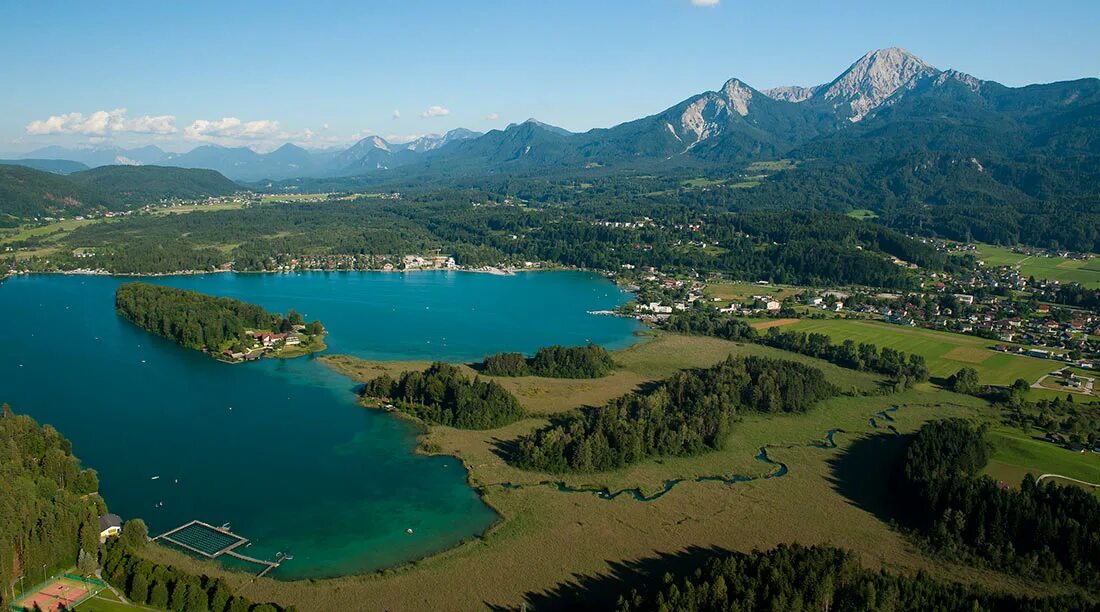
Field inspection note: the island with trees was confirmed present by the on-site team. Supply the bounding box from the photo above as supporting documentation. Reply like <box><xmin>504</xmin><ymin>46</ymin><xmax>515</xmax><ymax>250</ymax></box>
<box><xmin>114</xmin><ymin>282</ymin><xmax>326</xmax><ymax>362</ymax></box>
<box><xmin>480</xmin><ymin>343</ymin><xmax>616</xmax><ymax>378</ymax></box>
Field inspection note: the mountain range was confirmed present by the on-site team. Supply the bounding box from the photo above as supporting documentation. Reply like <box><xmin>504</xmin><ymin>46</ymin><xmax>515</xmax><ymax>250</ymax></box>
<box><xmin>10</xmin><ymin>48</ymin><xmax>1100</xmax><ymax>183</ymax></box>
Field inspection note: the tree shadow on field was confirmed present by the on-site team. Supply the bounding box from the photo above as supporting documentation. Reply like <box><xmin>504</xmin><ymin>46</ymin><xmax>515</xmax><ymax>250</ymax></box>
<box><xmin>825</xmin><ymin>432</ymin><xmax>910</xmax><ymax>524</ymax></box>
<box><xmin>490</xmin><ymin>436</ymin><xmax>523</xmax><ymax>463</ymax></box>
<box><xmin>485</xmin><ymin>545</ymin><xmax>729</xmax><ymax>611</ymax></box>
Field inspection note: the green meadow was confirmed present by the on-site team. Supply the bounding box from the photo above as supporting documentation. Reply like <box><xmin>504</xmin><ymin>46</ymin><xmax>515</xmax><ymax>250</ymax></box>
<box><xmin>975</xmin><ymin>244</ymin><xmax>1100</xmax><ymax>288</ymax></box>
<box><xmin>787</xmin><ymin>318</ymin><xmax>1057</xmax><ymax>386</ymax></box>
<box><xmin>984</xmin><ymin>426</ymin><xmax>1100</xmax><ymax>500</ymax></box>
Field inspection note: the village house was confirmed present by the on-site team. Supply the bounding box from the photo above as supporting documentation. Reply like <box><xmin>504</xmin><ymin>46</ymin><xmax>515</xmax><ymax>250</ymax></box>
<box><xmin>99</xmin><ymin>513</ymin><xmax>122</xmax><ymax>543</ymax></box>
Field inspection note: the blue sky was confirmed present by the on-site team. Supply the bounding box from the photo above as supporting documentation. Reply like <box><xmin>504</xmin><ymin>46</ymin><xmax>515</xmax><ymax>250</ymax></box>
<box><xmin>2</xmin><ymin>0</ymin><xmax>1098</xmax><ymax>152</ymax></box>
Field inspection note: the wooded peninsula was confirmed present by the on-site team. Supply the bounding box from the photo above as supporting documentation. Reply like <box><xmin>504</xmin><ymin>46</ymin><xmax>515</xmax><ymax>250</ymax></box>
<box><xmin>114</xmin><ymin>282</ymin><xmax>325</xmax><ymax>362</ymax></box>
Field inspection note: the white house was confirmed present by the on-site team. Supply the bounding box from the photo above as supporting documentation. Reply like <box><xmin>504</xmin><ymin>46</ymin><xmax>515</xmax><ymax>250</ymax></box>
<box><xmin>99</xmin><ymin>514</ymin><xmax>122</xmax><ymax>543</ymax></box>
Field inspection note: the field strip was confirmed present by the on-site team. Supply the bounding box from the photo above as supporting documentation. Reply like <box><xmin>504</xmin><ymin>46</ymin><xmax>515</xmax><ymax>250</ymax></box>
<box><xmin>751</xmin><ymin>318</ymin><xmax>800</xmax><ymax>330</ymax></box>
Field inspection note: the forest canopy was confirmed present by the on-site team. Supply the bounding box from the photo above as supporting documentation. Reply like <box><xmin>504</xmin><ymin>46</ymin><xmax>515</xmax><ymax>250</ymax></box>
<box><xmin>899</xmin><ymin>419</ymin><xmax>1100</xmax><ymax>588</ymax></box>
<box><xmin>361</xmin><ymin>362</ymin><xmax>525</xmax><ymax>429</ymax></box>
<box><xmin>513</xmin><ymin>355</ymin><xmax>838</xmax><ymax>473</ymax></box>
<box><xmin>480</xmin><ymin>344</ymin><xmax>616</xmax><ymax>378</ymax></box>
<box><xmin>114</xmin><ymin>282</ymin><xmax>324</xmax><ymax>356</ymax></box>
<box><xmin>0</xmin><ymin>405</ymin><xmax>104</xmax><ymax>609</ymax></box>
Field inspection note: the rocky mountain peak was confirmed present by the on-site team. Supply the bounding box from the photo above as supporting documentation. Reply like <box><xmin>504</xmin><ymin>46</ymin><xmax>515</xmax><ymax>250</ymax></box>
<box><xmin>720</xmin><ymin>78</ymin><xmax>754</xmax><ymax>116</ymax></box>
<box><xmin>820</xmin><ymin>47</ymin><xmax>939</xmax><ymax>121</ymax></box>
<box><xmin>935</xmin><ymin>69</ymin><xmax>983</xmax><ymax>92</ymax></box>
<box><xmin>762</xmin><ymin>85</ymin><xmax>815</xmax><ymax>103</ymax></box>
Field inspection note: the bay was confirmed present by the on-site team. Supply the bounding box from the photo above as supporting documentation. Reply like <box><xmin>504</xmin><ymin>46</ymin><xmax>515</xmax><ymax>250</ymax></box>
<box><xmin>0</xmin><ymin>271</ymin><xmax>640</xmax><ymax>579</ymax></box>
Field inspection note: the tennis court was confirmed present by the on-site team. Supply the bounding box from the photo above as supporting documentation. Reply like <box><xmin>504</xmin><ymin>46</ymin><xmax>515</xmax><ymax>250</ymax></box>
<box><xmin>12</xmin><ymin>575</ymin><xmax>101</xmax><ymax>612</ymax></box>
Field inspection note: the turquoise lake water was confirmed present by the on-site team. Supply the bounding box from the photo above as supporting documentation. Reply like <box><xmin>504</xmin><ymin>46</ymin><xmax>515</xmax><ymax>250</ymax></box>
<box><xmin>0</xmin><ymin>271</ymin><xmax>641</xmax><ymax>579</ymax></box>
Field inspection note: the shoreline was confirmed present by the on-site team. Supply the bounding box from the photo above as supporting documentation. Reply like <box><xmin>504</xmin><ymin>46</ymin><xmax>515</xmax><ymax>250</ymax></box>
<box><xmin>5</xmin><ymin>264</ymin><xmax>578</xmax><ymax>279</ymax></box>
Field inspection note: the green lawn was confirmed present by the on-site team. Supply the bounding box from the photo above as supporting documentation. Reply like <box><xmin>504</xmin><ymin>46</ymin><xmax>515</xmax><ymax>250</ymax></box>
<box><xmin>846</xmin><ymin>209</ymin><xmax>879</xmax><ymax>220</ymax></box>
<box><xmin>705</xmin><ymin>281</ymin><xmax>801</xmax><ymax>303</ymax></box>
<box><xmin>975</xmin><ymin>244</ymin><xmax>1100</xmax><ymax>288</ymax></box>
<box><xmin>787</xmin><ymin>318</ymin><xmax>1057</xmax><ymax>386</ymax></box>
<box><xmin>984</xmin><ymin>426</ymin><xmax>1100</xmax><ymax>500</ymax></box>
<box><xmin>76</xmin><ymin>592</ymin><xmax>141</xmax><ymax>612</ymax></box>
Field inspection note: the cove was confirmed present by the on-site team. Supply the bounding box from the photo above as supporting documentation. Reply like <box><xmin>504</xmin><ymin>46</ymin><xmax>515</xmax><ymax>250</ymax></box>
<box><xmin>0</xmin><ymin>271</ymin><xmax>642</xmax><ymax>579</ymax></box>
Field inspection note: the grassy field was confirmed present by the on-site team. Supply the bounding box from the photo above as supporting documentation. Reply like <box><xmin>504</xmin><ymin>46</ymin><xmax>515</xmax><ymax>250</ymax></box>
<box><xmin>787</xmin><ymin>318</ymin><xmax>1058</xmax><ymax>387</ymax></box>
<box><xmin>704</xmin><ymin>281</ymin><xmax>802</xmax><ymax>304</ymax></box>
<box><xmin>975</xmin><ymin>244</ymin><xmax>1100</xmax><ymax>288</ymax></box>
<box><xmin>984</xmin><ymin>426</ymin><xmax>1100</xmax><ymax>500</ymax></box>
<box><xmin>846</xmin><ymin>209</ymin><xmax>879</xmax><ymax>220</ymax></box>
<box><xmin>149</xmin><ymin>201</ymin><xmax>249</xmax><ymax>216</ymax></box>
<box><xmin>125</xmin><ymin>333</ymin><xmax>1095</xmax><ymax>610</ymax></box>
<box><xmin>0</xmin><ymin>218</ymin><xmax>97</xmax><ymax>246</ymax></box>
<box><xmin>77</xmin><ymin>588</ymin><xmax>143</xmax><ymax>612</ymax></box>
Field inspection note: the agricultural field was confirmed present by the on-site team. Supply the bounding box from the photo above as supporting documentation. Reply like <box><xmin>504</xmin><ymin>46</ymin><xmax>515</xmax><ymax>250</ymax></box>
<box><xmin>984</xmin><ymin>426</ymin><xmax>1100</xmax><ymax>500</ymax></box>
<box><xmin>0</xmin><ymin>218</ymin><xmax>97</xmax><ymax>246</ymax></box>
<box><xmin>974</xmin><ymin>243</ymin><xmax>1100</xmax><ymax>288</ymax></box>
<box><xmin>149</xmin><ymin>200</ymin><xmax>250</xmax><ymax>215</ymax></box>
<box><xmin>786</xmin><ymin>318</ymin><xmax>1057</xmax><ymax>387</ymax></box>
<box><xmin>704</xmin><ymin>281</ymin><xmax>802</xmax><ymax>304</ymax></box>
<box><xmin>135</xmin><ymin>333</ymin><xmax>1083</xmax><ymax>610</ymax></box>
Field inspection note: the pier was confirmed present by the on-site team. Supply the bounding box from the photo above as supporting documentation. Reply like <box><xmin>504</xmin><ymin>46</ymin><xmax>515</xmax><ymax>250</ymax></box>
<box><xmin>154</xmin><ymin>520</ymin><xmax>285</xmax><ymax>577</ymax></box>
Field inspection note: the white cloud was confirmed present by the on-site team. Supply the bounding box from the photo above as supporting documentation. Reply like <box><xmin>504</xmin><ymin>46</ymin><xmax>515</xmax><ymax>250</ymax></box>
<box><xmin>183</xmin><ymin>117</ymin><xmax>281</xmax><ymax>143</ymax></box>
<box><xmin>392</xmin><ymin>109</ymin><xmax>401</xmax><ymax>119</ymax></box>
<box><xmin>485</xmin><ymin>112</ymin><xmax>500</xmax><ymax>120</ymax></box>
<box><xmin>420</xmin><ymin>105</ymin><xmax>450</xmax><ymax>118</ymax></box>
<box><xmin>26</xmin><ymin>108</ymin><xmax>177</xmax><ymax>136</ymax></box>
<box><xmin>690</xmin><ymin>0</ymin><xmax>719</xmax><ymax>5</ymax></box>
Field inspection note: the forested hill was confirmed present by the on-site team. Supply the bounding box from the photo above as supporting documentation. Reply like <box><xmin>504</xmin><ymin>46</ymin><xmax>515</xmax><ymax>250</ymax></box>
<box><xmin>0</xmin><ymin>164</ymin><xmax>112</xmax><ymax>219</ymax></box>
<box><xmin>0</xmin><ymin>405</ymin><xmax>104</xmax><ymax>609</ymax></box>
<box><xmin>0</xmin><ymin>163</ymin><xmax>239</xmax><ymax>219</ymax></box>
<box><xmin>66</xmin><ymin>166</ymin><xmax>239</xmax><ymax>208</ymax></box>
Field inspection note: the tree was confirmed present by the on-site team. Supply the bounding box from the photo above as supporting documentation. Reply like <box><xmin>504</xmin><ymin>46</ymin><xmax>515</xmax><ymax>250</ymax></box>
<box><xmin>948</xmin><ymin>367</ymin><xmax>981</xmax><ymax>395</ymax></box>
<box><xmin>121</xmin><ymin>518</ymin><xmax>148</xmax><ymax>550</ymax></box>
<box><xmin>128</xmin><ymin>571</ymin><xmax>149</xmax><ymax>604</ymax></box>
<box><xmin>77</xmin><ymin>548</ymin><xmax>97</xmax><ymax>576</ymax></box>
<box><xmin>149</xmin><ymin>580</ymin><xmax>170</xmax><ymax>608</ymax></box>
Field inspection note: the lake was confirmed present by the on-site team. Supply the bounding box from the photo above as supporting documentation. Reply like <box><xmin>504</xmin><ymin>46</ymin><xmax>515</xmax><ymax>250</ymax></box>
<box><xmin>0</xmin><ymin>271</ymin><xmax>641</xmax><ymax>579</ymax></box>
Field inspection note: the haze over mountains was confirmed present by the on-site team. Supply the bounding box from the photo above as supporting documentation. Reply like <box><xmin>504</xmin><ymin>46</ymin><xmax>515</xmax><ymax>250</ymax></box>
<box><xmin>11</xmin><ymin>48</ymin><xmax>1100</xmax><ymax>183</ymax></box>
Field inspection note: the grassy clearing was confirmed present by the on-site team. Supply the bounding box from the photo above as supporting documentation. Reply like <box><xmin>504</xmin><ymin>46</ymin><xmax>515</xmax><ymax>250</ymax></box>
<box><xmin>984</xmin><ymin>426</ymin><xmax>1100</xmax><ymax>500</ymax></box>
<box><xmin>681</xmin><ymin>177</ymin><xmax>726</xmax><ymax>188</ymax></box>
<box><xmin>0</xmin><ymin>218</ymin><xmax>97</xmax><ymax>246</ymax></box>
<box><xmin>975</xmin><ymin>244</ymin><xmax>1100</xmax><ymax>288</ymax></box>
<box><xmin>150</xmin><ymin>201</ymin><xmax>248</xmax><ymax>216</ymax></box>
<box><xmin>704</xmin><ymin>281</ymin><xmax>801</xmax><ymax>303</ymax></box>
<box><xmin>846</xmin><ymin>209</ymin><xmax>879</xmax><ymax>220</ymax></box>
<box><xmin>787</xmin><ymin>318</ymin><xmax>1056</xmax><ymax>387</ymax></box>
<box><xmin>751</xmin><ymin>318</ymin><xmax>800</xmax><ymax>331</ymax></box>
<box><xmin>744</xmin><ymin>160</ymin><xmax>795</xmax><ymax>173</ymax></box>
<box><xmin>77</xmin><ymin>589</ymin><xmax>143</xmax><ymax>612</ymax></box>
